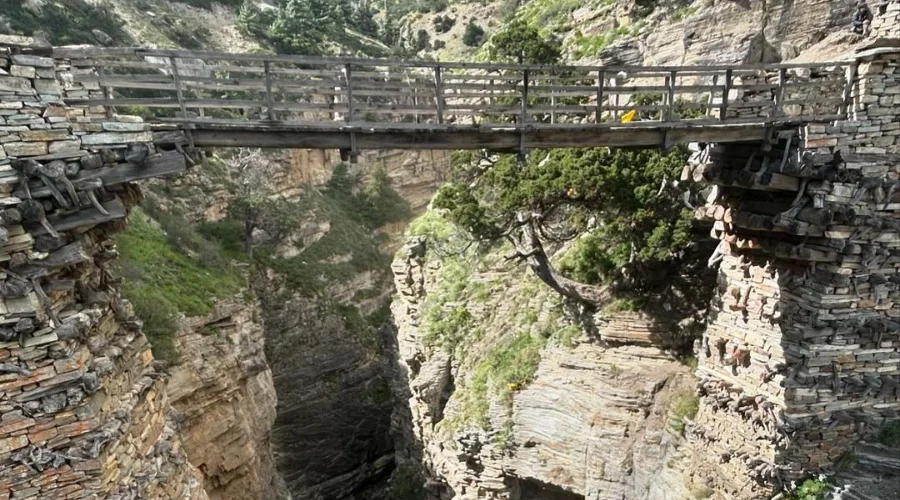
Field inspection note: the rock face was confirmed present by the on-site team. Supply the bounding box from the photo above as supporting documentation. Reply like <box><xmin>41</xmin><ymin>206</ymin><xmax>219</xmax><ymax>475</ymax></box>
<box><xmin>389</xmin><ymin>237</ymin><xmax>700</xmax><ymax>500</ymax></box>
<box><xmin>0</xmin><ymin>40</ymin><xmax>208</xmax><ymax>500</ymax></box>
<box><xmin>255</xmin><ymin>275</ymin><xmax>395</xmax><ymax>499</ymax></box>
<box><xmin>572</xmin><ymin>0</ymin><xmax>858</xmax><ymax>67</ymax></box>
<box><xmin>167</xmin><ymin>300</ymin><xmax>287</xmax><ymax>500</ymax></box>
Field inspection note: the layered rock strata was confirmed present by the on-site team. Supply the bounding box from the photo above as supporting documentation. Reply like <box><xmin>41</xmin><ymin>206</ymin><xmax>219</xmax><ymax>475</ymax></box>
<box><xmin>390</xmin><ymin>239</ymin><xmax>699</xmax><ymax>500</ymax></box>
<box><xmin>167</xmin><ymin>300</ymin><xmax>286</xmax><ymax>500</ymax></box>
<box><xmin>689</xmin><ymin>44</ymin><xmax>900</xmax><ymax>497</ymax></box>
<box><xmin>0</xmin><ymin>39</ymin><xmax>207</xmax><ymax>499</ymax></box>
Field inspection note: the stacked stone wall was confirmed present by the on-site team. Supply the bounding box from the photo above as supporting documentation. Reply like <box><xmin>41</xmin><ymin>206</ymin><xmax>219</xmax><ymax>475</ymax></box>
<box><xmin>690</xmin><ymin>46</ymin><xmax>900</xmax><ymax>497</ymax></box>
<box><xmin>0</xmin><ymin>38</ymin><xmax>204</xmax><ymax>500</ymax></box>
<box><xmin>871</xmin><ymin>0</ymin><xmax>900</xmax><ymax>39</ymax></box>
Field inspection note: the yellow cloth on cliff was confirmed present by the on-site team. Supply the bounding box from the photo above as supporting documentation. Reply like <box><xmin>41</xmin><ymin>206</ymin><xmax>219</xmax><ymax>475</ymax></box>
<box><xmin>621</xmin><ymin>110</ymin><xmax>637</xmax><ymax>123</ymax></box>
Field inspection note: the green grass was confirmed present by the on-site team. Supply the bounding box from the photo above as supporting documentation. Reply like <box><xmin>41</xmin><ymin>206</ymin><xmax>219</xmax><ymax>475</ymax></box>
<box><xmin>408</xmin><ymin>210</ymin><xmax>457</xmax><ymax>241</ymax></box>
<box><xmin>669</xmin><ymin>389</ymin><xmax>699</xmax><ymax>434</ymax></box>
<box><xmin>570</xmin><ymin>22</ymin><xmax>645</xmax><ymax>59</ymax></box>
<box><xmin>671</xmin><ymin>4</ymin><xmax>700</xmax><ymax>22</ymax></box>
<box><xmin>451</xmin><ymin>331</ymin><xmax>547</xmax><ymax>430</ymax></box>
<box><xmin>115</xmin><ymin>207</ymin><xmax>245</xmax><ymax>363</ymax></box>
<box><xmin>787</xmin><ymin>478</ymin><xmax>831</xmax><ymax>500</ymax></box>
<box><xmin>514</xmin><ymin>0</ymin><xmax>584</xmax><ymax>29</ymax></box>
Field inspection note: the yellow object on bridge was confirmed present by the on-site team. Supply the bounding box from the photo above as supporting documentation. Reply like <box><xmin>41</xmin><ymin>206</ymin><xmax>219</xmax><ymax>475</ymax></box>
<box><xmin>621</xmin><ymin>110</ymin><xmax>637</xmax><ymax>123</ymax></box>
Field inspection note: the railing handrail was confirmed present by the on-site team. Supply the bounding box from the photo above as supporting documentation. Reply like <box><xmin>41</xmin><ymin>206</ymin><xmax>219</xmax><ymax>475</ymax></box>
<box><xmin>50</xmin><ymin>46</ymin><xmax>851</xmax><ymax>74</ymax></box>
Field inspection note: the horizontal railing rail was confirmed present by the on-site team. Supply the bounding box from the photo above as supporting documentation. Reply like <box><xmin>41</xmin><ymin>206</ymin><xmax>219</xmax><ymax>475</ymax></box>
<box><xmin>52</xmin><ymin>48</ymin><xmax>856</xmax><ymax>131</ymax></box>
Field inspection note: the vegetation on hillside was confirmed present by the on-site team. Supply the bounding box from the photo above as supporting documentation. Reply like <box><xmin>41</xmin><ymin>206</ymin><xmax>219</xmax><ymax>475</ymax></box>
<box><xmin>432</xmin><ymin>145</ymin><xmax>707</xmax><ymax>313</ymax></box>
<box><xmin>1</xmin><ymin>0</ymin><xmax>133</xmax><ymax>45</ymax></box>
<box><xmin>115</xmin><ymin>206</ymin><xmax>246</xmax><ymax>364</ymax></box>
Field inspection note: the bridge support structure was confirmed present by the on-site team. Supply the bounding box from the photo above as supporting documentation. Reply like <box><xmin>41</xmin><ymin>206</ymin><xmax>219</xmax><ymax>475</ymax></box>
<box><xmin>0</xmin><ymin>38</ymin><xmax>203</xmax><ymax>500</ymax></box>
<box><xmin>687</xmin><ymin>45</ymin><xmax>900</xmax><ymax>497</ymax></box>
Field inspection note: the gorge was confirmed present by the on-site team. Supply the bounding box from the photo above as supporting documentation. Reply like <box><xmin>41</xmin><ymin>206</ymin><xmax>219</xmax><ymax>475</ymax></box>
<box><xmin>0</xmin><ymin>1</ymin><xmax>899</xmax><ymax>500</ymax></box>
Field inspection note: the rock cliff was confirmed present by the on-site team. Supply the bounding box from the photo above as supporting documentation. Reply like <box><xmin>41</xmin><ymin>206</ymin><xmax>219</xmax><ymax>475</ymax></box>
<box><xmin>389</xmin><ymin>229</ymin><xmax>703</xmax><ymax>500</ymax></box>
<box><xmin>167</xmin><ymin>299</ymin><xmax>286</xmax><ymax>500</ymax></box>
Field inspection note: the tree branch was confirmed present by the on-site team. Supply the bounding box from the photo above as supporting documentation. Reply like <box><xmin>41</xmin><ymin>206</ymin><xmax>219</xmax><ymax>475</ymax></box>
<box><xmin>507</xmin><ymin>213</ymin><xmax>609</xmax><ymax>306</ymax></box>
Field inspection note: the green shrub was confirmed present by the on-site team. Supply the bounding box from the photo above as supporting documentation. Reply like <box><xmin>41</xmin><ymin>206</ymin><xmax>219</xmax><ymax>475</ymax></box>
<box><xmin>669</xmin><ymin>390</ymin><xmax>699</xmax><ymax>434</ymax></box>
<box><xmin>462</xmin><ymin>22</ymin><xmax>486</xmax><ymax>47</ymax></box>
<box><xmin>130</xmin><ymin>289</ymin><xmax>180</xmax><ymax>365</ymax></box>
<box><xmin>788</xmin><ymin>478</ymin><xmax>831</xmax><ymax>500</ymax></box>
<box><xmin>2</xmin><ymin>0</ymin><xmax>133</xmax><ymax>46</ymax></box>
<box><xmin>386</xmin><ymin>465</ymin><xmax>426</xmax><ymax>500</ymax></box>
<box><xmin>115</xmin><ymin>208</ymin><xmax>246</xmax><ymax>363</ymax></box>
<box><xmin>879</xmin><ymin>421</ymin><xmax>900</xmax><ymax>447</ymax></box>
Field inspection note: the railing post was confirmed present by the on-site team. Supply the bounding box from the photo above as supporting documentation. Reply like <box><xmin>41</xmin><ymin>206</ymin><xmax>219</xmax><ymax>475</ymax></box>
<box><xmin>720</xmin><ymin>68</ymin><xmax>732</xmax><ymax>122</ymax></box>
<box><xmin>771</xmin><ymin>67</ymin><xmax>787</xmax><ymax>120</ymax></box>
<box><xmin>344</xmin><ymin>63</ymin><xmax>354</xmax><ymax>123</ymax></box>
<box><xmin>596</xmin><ymin>70</ymin><xmax>605</xmax><ymax>123</ymax></box>
<box><xmin>264</xmin><ymin>59</ymin><xmax>275</xmax><ymax>121</ymax></box>
<box><xmin>98</xmin><ymin>66</ymin><xmax>114</xmax><ymax>118</ymax></box>
<box><xmin>433</xmin><ymin>66</ymin><xmax>445</xmax><ymax>124</ymax></box>
<box><xmin>665</xmin><ymin>70</ymin><xmax>677</xmax><ymax>122</ymax></box>
<box><xmin>170</xmin><ymin>56</ymin><xmax>187</xmax><ymax>118</ymax></box>
<box><xmin>521</xmin><ymin>69</ymin><xmax>530</xmax><ymax>124</ymax></box>
<box><xmin>841</xmin><ymin>61</ymin><xmax>859</xmax><ymax>119</ymax></box>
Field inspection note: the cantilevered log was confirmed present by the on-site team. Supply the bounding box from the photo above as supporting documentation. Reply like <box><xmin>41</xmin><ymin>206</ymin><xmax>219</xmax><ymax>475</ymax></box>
<box><xmin>697</xmin><ymin>163</ymin><xmax>801</xmax><ymax>192</ymax></box>
<box><xmin>16</xmin><ymin>151</ymin><xmax>187</xmax><ymax>200</ymax></box>
<box><xmin>30</xmin><ymin>200</ymin><xmax>126</xmax><ymax>237</ymax></box>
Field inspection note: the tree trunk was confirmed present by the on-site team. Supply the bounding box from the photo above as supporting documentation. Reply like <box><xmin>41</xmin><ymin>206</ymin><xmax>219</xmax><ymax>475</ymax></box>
<box><xmin>508</xmin><ymin>215</ymin><xmax>610</xmax><ymax>306</ymax></box>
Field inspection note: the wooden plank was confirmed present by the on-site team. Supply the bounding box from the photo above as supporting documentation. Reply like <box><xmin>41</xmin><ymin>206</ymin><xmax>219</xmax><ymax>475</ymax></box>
<box><xmin>596</xmin><ymin>70</ymin><xmax>605</xmax><ymax>123</ymax></box>
<box><xmin>721</xmin><ymin>68</ymin><xmax>732</xmax><ymax>120</ymax></box>
<box><xmin>170</xmin><ymin>56</ymin><xmax>188</xmax><ymax>118</ymax></box>
<box><xmin>64</xmin><ymin>97</ymin><xmax>349</xmax><ymax>112</ymax></box>
<box><xmin>264</xmin><ymin>60</ymin><xmax>275</xmax><ymax>121</ymax></box>
<box><xmin>666</xmin><ymin>70</ymin><xmax>677</xmax><ymax>122</ymax></box>
<box><xmin>344</xmin><ymin>64</ymin><xmax>353</xmax><ymax>122</ymax></box>
<box><xmin>772</xmin><ymin>67</ymin><xmax>787</xmax><ymax>119</ymax></box>
<box><xmin>434</xmin><ymin>66</ymin><xmax>445</xmax><ymax>124</ymax></box>
<box><xmin>187</xmin><ymin>123</ymin><xmax>770</xmax><ymax>150</ymax></box>
<box><xmin>841</xmin><ymin>61</ymin><xmax>859</xmax><ymax>118</ymax></box>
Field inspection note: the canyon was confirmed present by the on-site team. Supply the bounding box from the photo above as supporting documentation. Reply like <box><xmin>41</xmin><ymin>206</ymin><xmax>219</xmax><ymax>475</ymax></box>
<box><xmin>0</xmin><ymin>1</ymin><xmax>899</xmax><ymax>500</ymax></box>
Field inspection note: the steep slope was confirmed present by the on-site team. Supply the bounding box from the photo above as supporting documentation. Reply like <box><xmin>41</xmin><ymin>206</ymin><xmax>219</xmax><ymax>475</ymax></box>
<box><xmin>390</xmin><ymin>218</ymin><xmax>702</xmax><ymax>500</ymax></box>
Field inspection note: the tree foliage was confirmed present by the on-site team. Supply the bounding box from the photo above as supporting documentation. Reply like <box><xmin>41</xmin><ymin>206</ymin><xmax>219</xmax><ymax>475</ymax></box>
<box><xmin>433</xmin><ymin>146</ymin><xmax>699</xmax><ymax>305</ymax></box>
<box><xmin>238</xmin><ymin>0</ymin><xmax>375</xmax><ymax>55</ymax></box>
<box><xmin>489</xmin><ymin>19</ymin><xmax>561</xmax><ymax>64</ymax></box>
<box><xmin>462</xmin><ymin>21</ymin><xmax>486</xmax><ymax>47</ymax></box>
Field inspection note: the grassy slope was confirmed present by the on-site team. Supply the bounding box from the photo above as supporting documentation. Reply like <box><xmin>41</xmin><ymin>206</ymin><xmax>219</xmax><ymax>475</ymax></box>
<box><xmin>115</xmin><ymin>207</ymin><xmax>246</xmax><ymax>363</ymax></box>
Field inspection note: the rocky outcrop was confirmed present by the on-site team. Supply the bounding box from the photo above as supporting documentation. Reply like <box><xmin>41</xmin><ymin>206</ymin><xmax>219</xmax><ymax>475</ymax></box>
<box><xmin>389</xmin><ymin>237</ymin><xmax>701</xmax><ymax>500</ymax></box>
<box><xmin>571</xmin><ymin>0</ymin><xmax>859</xmax><ymax>67</ymax></box>
<box><xmin>0</xmin><ymin>40</ymin><xmax>208</xmax><ymax>500</ymax></box>
<box><xmin>167</xmin><ymin>299</ymin><xmax>287</xmax><ymax>500</ymax></box>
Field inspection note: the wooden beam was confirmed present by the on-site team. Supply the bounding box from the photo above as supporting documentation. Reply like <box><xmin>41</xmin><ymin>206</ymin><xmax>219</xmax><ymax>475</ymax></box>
<box><xmin>19</xmin><ymin>151</ymin><xmax>187</xmax><ymax>199</ymax></box>
<box><xmin>186</xmin><ymin>125</ymin><xmax>770</xmax><ymax>150</ymax></box>
<box><xmin>31</xmin><ymin>200</ymin><xmax>126</xmax><ymax>237</ymax></box>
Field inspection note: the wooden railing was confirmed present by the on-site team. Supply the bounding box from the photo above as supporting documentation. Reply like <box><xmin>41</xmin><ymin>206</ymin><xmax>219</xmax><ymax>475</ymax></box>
<box><xmin>53</xmin><ymin>48</ymin><xmax>856</xmax><ymax>129</ymax></box>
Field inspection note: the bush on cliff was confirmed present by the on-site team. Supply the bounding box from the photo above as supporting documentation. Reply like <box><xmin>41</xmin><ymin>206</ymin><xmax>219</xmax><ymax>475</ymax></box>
<box><xmin>115</xmin><ymin>207</ymin><xmax>245</xmax><ymax>364</ymax></box>
<box><xmin>433</xmin><ymin>146</ymin><xmax>703</xmax><ymax>310</ymax></box>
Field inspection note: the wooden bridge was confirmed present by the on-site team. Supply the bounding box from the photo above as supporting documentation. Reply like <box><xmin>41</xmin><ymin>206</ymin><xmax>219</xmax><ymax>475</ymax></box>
<box><xmin>51</xmin><ymin>47</ymin><xmax>858</xmax><ymax>154</ymax></box>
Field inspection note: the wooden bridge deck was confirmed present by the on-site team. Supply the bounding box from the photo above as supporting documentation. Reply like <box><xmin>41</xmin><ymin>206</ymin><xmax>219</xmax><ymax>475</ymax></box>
<box><xmin>51</xmin><ymin>47</ymin><xmax>858</xmax><ymax>152</ymax></box>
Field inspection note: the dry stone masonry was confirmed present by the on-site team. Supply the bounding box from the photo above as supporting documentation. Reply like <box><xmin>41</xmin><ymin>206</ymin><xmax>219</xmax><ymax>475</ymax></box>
<box><xmin>0</xmin><ymin>37</ymin><xmax>204</xmax><ymax>500</ymax></box>
<box><xmin>689</xmin><ymin>42</ymin><xmax>900</xmax><ymax>497</ymax></box>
